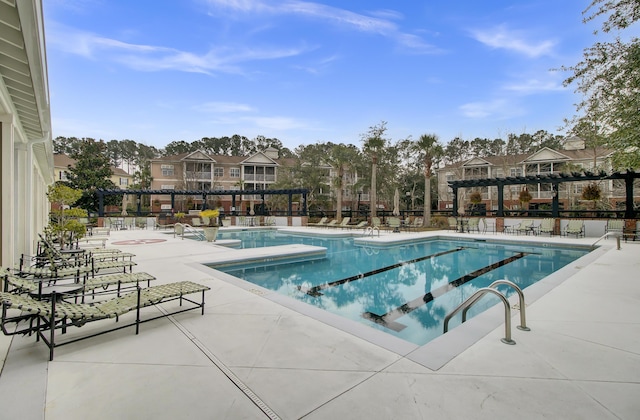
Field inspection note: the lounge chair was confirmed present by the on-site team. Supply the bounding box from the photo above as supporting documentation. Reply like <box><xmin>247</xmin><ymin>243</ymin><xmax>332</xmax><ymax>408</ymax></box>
<box><xmin>324</xmin><ymin>219</ymin><xmax>338</xmax><ymax>228</ymax></box>
<box><xmin>328</xmin><ymin>217</ymin><xmax>351</xmax><ymax>229</ymax></box>
<box><xmin>564</xmin><ymin>219</ymin><xmax>585</xmax><ymax>237</ymax></box>
<box><xmin>537</xmin><ymin>218</ymin><xmax>555</xmax><ymax>236</ymax></box>
<box><xmin>0</xmin><ymin>281</ymin><xmax>210</xmax><ymax>360</ymax></box>
<box><xmin>308</xmin><ymin>217</ymin><xmax>328</xmax><ymax>227</ymax></box>
<box><xmin>3</xmin><ymin>271</ymin><xmax>155</xmax><ymax>298</ymax></box>
<box><xmin>346</xmin><ymin>221</ymin><xmax>368</xmax><ymax>230</ymax></box>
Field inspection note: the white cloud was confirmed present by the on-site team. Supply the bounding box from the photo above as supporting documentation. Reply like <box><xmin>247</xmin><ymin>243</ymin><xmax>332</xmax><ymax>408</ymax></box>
<box><xmin>503</xmin><ymin>78</ymin><xmax>565</xmax><ymax>93</ymax></box>
<box><xmin>47</xmin><ymin>22</ymin><xmax>308</xmax><ymax>74</ymax></box>
<box><xmin>198</xmin><ymin>102</ymin><xmax>254</xmax><ymax>113</ymax></box>
<box><xmin>459</xmin><ymin>99</ymin><xmax>524</xmax><ymax>119</ymax></box>
<box><xmin>471</xmin><ymin>25</ymin><xmax>556</xmax><ymax>58</ymax></box>
<box><xmin>204</xmin><ymin>0</ymin><xmax>438</xmax><ymax>53</ymax></box>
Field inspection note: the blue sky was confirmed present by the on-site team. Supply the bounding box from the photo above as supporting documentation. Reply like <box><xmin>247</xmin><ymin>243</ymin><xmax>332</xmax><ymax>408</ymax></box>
<box><xmin>44</xmin><ymin>0</ymin><xmax>600</xmax><ymax>151</ymax></box>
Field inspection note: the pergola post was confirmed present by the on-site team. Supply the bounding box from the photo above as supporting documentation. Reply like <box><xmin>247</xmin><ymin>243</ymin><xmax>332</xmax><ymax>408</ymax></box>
<box><xmin>625</xmin><ymin>173</ymin><xmax>635</xmax><ymax>219</ymax></box>
<box><xmin>552</xmin><ymin>184</ymin><xmax>559</xmax><ymax>218</ymax></box>
<box><xmin>497</xmin><ymin>183</ymin><xmax>504</xmax><ymax>217</ymax></box>
<box><xmin>452</xmin><ymin>187</ymin><xmax>459</xmax><ymax>216</ymax></box>
<box><xmin>98</xmin><ymin>191</ymin><xmax>104</xmax><ymax>217</ymax></box>
<box><xmin>288</xmin><ymin>193</ymin><xmax>293</xmax><ymax>216</ymax></box>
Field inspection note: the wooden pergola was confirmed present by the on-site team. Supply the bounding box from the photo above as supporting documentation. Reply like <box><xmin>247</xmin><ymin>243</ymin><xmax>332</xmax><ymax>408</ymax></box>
<box><xmin>95</xmin><ymin>188</ymin><xmax>309</xmax><ymax>217</ymax></box>
<box><xmin>448</xmin><ymin>170</ymin><xmax>640</xmax><ymax>218</ymax></box>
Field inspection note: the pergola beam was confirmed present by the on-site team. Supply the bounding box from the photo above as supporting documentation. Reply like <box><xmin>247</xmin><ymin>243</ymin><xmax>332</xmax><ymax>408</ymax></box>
<box><xmin>448</xmin><ymin>171</ymin><xmax>638</xmax><ymax>218</ymax></box>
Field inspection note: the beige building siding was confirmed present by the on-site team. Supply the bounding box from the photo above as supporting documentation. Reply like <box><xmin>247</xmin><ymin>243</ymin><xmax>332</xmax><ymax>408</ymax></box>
<box><xmin>149</xmin><ymin>150</ymin><xmax>295</xmax><ymax>213</ymax></box>
<box><xmin>436</xmin><ymin>143</ymin><xmax>619</xmax><ymax>211</ymax></box>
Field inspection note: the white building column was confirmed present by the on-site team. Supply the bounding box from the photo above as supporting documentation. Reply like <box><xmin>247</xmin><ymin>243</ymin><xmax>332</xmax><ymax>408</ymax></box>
<box><xmin>14</xmin><ymin>141</ymin><xmax>28</xmax><ymax>257</ymax></box>
<box><xmin>1</xmin><ymin>115</ymin><xmax>16</xmax><ymax>267</ymax></box>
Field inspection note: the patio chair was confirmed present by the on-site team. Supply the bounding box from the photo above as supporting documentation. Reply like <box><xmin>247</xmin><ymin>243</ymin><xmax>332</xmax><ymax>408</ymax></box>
<box><xmin>538</xmin><ymin>218</ymin><xmax>556</xmax><ymax>236</ymax></box>
<box><xmin>371</xmin><ymin>217</ymin><xmax>382</xmax><ymax>229</ymax></box>
<box><xmin>308</xmin><ymin>217</ymin><xmax>328</xmax><ymax>227</ymax></box>
<box><xmin>387</xmin><ymin>217</ymin><xmax>401</xmax><ymax>232</ymax></box>
<box><xmin>605</xmin><ymin>219</ymin><xmax>624</xmax><ymax>235</ymax></box>
<box><xmin>0</xmin><ymin>280</ymin><xmax>210</xmax><ymax>360</ymax></box>
<box><xmin>407</xmin><ymin>217</ymin><xmax>423</xmax><ymax>231</ymax></box>
<box><xmin>479</xmin><ymin>218</ymin><xmax>495</xmax><ymax>234</ymax></box>
<box><xmin>447</xmin><ymin>217</ymin><xmax>457</xmax><ymax>231</ymax></box>
<box><xmin>507</xmin><ymin>220</ymin><xmax>534</xmax><ymax>235</ymax></box>
<box><xmin>467</xmin><ymin>218</ymin><xmax>480</xmax><ymax>233</ymax></box>
<box><xmin>564</xmin><ymin>219</ymin><xmax>585</xmax><ymax>238</ymax></box>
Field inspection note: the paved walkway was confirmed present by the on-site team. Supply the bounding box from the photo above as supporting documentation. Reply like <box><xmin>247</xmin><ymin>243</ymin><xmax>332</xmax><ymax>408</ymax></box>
<box><xmin>0</xmin><ymin>227</ymin><xmax>638</xmax><ymax>419</ymax></box>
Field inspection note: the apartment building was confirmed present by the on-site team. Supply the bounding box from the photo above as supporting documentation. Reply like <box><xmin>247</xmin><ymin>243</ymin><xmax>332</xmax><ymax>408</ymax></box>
<box><xmin>149</xmin><ymin>147</ymin><xmax>296</xmax><ymax>213</ymax></box>
<box><xmin>435</xmin><ymin>137</ymin><xmax>627</xmax><ymax>212</ymax></box>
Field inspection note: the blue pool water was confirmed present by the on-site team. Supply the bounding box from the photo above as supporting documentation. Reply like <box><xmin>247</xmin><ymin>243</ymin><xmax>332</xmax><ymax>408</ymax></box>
<box><xmin>211</xmin><ymin>231</ymin><xmax>590</xmax><ymax>346</ymax></box>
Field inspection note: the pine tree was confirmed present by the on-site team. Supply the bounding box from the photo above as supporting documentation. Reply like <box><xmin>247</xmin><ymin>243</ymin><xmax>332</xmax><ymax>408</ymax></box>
<box><xmin>65</xmin><ymin>138</ymin><xmax>118</xmax><ymax>212</ymax></box>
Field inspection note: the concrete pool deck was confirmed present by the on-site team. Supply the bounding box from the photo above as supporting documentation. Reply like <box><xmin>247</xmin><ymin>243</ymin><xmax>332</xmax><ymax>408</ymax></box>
<box><xmin>0</xmin><ymin>227</ymin><xmax>638</xmax><ymax>419</ymax></box>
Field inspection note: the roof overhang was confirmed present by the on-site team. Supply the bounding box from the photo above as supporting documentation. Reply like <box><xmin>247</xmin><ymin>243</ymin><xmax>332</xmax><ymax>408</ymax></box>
<box><xmin>0</xmin><ymin>0</ymin><xmax>53</xmax><ymax>181</ymax></box>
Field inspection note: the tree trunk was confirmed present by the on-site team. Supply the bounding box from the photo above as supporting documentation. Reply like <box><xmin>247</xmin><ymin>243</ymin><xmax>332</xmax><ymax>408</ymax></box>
<box><xmin>370</xmin><ymin>158</ymin><xmax>377</xmax><ymax>219</ymax></box>
<box><xmin>423</xmin><ymin>173</ymin><xmax>431</xmax><ymax>227</ymax></box>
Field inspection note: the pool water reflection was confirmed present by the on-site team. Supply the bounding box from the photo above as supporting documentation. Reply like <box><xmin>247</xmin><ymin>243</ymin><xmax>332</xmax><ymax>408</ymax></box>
<box><xmin>211</xmin><ymin>232</ymin><xmax>590</xmax><ymax>345</ymax></box>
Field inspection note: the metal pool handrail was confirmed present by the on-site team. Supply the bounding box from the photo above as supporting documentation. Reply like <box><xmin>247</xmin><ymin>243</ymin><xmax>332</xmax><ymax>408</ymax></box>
<box><xmin>363</xmin><ymin>226</ymin><xmax>380</xmax><ymax>237</ymax></box>
<box><xmin>591</xmin><ymin>231</ymin><xmax>621</xmax><ymax>250</ymax></box>
<box><xmin>443</xmin><ymin>279</ymin><xmax>529</xmax><ymax>345</ymax></box>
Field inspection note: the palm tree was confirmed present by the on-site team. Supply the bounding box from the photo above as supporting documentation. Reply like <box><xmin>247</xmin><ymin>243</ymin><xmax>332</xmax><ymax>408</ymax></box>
<box><xmin>413</xmin><ymin>134</ymin><xmax>443</xmax><ymax>227</ymax></box>
<box><xmin>362</xmin><ymin>122</ymin><xmax>388</xmax><ymax>219</ymax></box>
<box><xmin>324</xmin><ymin>144</ymin><xmax>361</xmax><ymax>220</ymax></box>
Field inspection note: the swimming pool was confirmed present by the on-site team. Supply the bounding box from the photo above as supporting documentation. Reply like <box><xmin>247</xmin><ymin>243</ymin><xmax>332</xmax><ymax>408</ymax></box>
<box><xmin>208</xmin><ymin>231</ymin><xmax>591</xmax><ymax>346</ymax></box>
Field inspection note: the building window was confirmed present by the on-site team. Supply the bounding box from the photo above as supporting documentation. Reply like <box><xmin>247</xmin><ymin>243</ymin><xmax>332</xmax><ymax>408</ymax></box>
<box><xmin>160</xmin><ymin>184</ymin><xmax>175</xmax><ymax>190</ymax></box>
<box><xmin>119</xmin><ymin>178</ymin><xmax>128</xmax><ymax>186</ymax></box>
<box><xmin>161</xmin><ymin>164</ymin><xmax>174</xmax><ymax>176</ymax></box>
<box><xmin>214</xmin><ymin>168</ymin><xmax>224</xmax><ymax>177</ymax></box>
<box><xmin>59</xmin><ymin>171</ymin><xmax>69</xmax><ymax>181</ymax></box>
<box><xmin>510</xmin><ymin>168</ymin><xmax>523</xmax><ymax>177</ymax></box>
<box><xmin>230</xmin><ymin>168</ymin><xmax>240</xmax><ymax>178</ymax></box>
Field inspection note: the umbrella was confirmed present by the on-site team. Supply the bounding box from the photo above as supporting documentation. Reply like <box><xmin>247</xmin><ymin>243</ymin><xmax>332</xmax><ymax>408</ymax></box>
<box><xmin>392</xmin><ymin>188</ymin><xmax>400</xmax><ymax>216</ymax></box>
<box><xmin>249</xmin><ymin>200</ymin><xmax>255</xmax><ymax>216</ymax></box>
<box><xmin>121</xmin><ymin>194</ymin><xmax>128</xmax><ymax>216</ymax></box>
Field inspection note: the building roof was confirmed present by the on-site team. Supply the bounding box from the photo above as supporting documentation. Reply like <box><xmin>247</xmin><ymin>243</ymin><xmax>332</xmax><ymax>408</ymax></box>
<box><xmin>438</xmin><ymin>146</ymin><xmax>613</xmax><ymax>171</ymax></box>
<box><xmin>152</xmin><ymin>150</ymin><xmax>298</xmax><ymax>167</ymax></box>
<box><xmin>54</xmin><ymin>153</ymin><xmax>132</xmax><ymax>177</ymax></box>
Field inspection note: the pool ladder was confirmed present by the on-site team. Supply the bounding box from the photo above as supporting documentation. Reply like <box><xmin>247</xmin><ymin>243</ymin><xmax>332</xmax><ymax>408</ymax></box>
<box><xmin>175</xmin><ymin>223</ymin><xmax>207</xmax><ymax>241</ymax></box>
<box><xmin>363</xmin><ymin>226</ymin><xmax>380</xmax><ymax>237</ymax></box>
<box><xmin>443</xmin><ymin>280</ymin><xmax>530</xmax><ymax>345</ymax></box>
